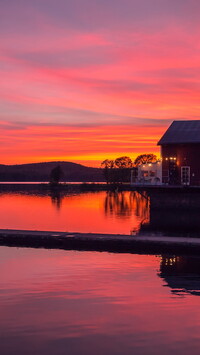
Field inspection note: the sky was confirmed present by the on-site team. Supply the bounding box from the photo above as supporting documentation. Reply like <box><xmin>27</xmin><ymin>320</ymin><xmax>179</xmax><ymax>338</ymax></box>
<box><xmin>1</xmin><ymin>0</ymin><xmax>200</xmax><ymax>167</ymax></box>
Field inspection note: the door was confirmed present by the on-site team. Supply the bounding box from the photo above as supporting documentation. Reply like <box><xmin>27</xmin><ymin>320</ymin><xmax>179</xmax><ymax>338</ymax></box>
<box><xmin>169</xmin><ymin>160</ymin><xmax>178</xmax><ymax>185</ymax></box>
<box><xmin>181</xmin><ymin>166</ymin><xmax>190</xmax><ymax>185</ymax></box>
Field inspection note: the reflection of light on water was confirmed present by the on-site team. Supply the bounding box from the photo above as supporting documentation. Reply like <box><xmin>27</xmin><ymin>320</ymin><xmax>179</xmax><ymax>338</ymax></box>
<box><xmin>159</xmin><ymin>255</ymin><xmax>200</xmax><ymax>297</ymax></box>
<box><xmin>160</xmin><ymin>256</ymin><xmax>180</xmax><ymax>266</ymax></box>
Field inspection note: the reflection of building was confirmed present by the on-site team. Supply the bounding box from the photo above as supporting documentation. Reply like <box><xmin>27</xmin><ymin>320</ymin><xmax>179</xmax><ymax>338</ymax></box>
<box><xmin>138</xmin><ymin>191</ymin><xmax>200</xmax><ymax>237</ymax></box>
<box><xmin>158</xmin><ymin>120</ymin><xmax>200</xmax><ymax>185</ymax></box>
<box><xmin>136</xmin><ymin>161</ymin><xmax>162</xmax><ymax>185</ymax></box>
<box><xmin>158</xmin><ymin>255</ymin><xmax>200</xmax><ymax>296</ymax></box>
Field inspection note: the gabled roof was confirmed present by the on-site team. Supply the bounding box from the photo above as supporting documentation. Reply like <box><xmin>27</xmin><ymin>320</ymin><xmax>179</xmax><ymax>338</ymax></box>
<box><xmin>158</xmin><ymin>120</ymin><xmax>200</xmax><ymax>145</ymax></box>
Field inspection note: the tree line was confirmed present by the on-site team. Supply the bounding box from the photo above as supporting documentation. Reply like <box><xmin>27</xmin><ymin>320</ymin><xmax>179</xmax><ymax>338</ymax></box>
<box><xmin>48</xmin><ymin>153</ymin><xmax>157</xmax><ymax>185</ymax></box>
<box><xmin>101</xmin><ymin>154</ymin><xmax>157</xmax><ymax>184</ymax></box>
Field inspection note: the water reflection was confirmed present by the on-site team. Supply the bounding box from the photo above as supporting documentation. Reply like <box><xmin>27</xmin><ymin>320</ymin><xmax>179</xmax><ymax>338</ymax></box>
<box><xmin>104</xmin><ymin>191</ymin><xmax>149</xmax><ymax>233</ymax></box>
<box><xmin>159</xmin><ymin>255</ymin><xmax>200</xmax><ymax>296</ymax></box>
<box><xmin>139</xmin><ymin>208</ymin><xmax>200</xmax><ymax>236</ymax></box>
<box><xmin>104</xmin><ymin>191</ymin><xmax>149</xmax><ymax>219</ymax></box>
<box><xmin>2</xmin><ymin>188</ymin><xmax>200</xmax><ymax>236</ymax></box>
<box><xmin>50</xmin><ymin>190</ymin><xmax>64</xmax><ymax>210</ymax></box>
<box><xmin>0</xmin><ymin>191</ymin><xmax>149</xmax><ymax>234</ymax></box>
<box><xmin>1</xmin><ymin>247</ymin><xmax>200</xmax><ymax>355</ymax></box>
<box><xmin>103</xmin><ymin>191</ymin><xmax>200</xmax><ymax>237</ymax></box>
<box><xmin>138</xmin><ymin>191</ymin><xmax>200</xmax><ymax>237</ymax></box>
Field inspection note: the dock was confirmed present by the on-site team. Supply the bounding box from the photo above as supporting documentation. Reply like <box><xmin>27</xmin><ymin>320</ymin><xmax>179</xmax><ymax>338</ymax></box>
<box><xmin>1</xmin><ymin>229</ymin><xmax>200</xmax><ymax>255</ymax></box>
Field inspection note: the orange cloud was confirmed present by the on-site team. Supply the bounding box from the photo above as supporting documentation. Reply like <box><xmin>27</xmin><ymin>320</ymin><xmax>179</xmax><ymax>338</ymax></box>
<box><xmin>0</xmin><ymin>122</ymin><xmax>163</xmax><ymax>166</ymax></box>
<box><xmin>1</xmin><ymin>1</ymin><xmax>200</xmax><ymax>167</ymax></box>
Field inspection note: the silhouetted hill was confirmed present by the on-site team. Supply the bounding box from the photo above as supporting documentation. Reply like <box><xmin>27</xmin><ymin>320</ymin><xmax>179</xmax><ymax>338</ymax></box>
<box><xmin>0</xmin><ymin>161</ymin><xmax>105</xmax><ymax>182</ymax></box>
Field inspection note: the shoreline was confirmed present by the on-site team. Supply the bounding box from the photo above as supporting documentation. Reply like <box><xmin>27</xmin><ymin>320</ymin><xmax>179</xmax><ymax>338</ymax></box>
<box><xmin>1</xmin><ymin>182</ymin><xmax>200</xmax><ymax>192</ymax></box>
<box><xmin>1</xmin><ymin>229</ymin><xmax>200</xmax><ymax>255</ymax></box>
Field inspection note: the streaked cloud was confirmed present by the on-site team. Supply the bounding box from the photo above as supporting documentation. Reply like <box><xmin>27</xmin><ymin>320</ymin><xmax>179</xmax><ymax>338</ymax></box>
<box><xmin>0</xmin><ymin>122</ymin><xmax>164</xmax><ymax>166</ymax></box>
<box><xmin>0</xmin><ymin>0</ymin><xmax>200</xmax><ymax>165</ymax></box>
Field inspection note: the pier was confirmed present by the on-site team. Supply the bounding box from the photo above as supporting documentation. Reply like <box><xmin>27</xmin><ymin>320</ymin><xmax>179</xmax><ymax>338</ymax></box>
<box><xmin>1</xmin><ymin>229</ymin><xmax>200</xmax><ymax>255</ymax></box>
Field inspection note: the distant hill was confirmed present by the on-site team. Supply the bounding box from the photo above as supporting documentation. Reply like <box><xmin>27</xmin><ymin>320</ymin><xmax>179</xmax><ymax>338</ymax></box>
<box><xmin>0</xmin><ymin>161</ymin><xmax>105</xmax><ymax>182</ymax></box>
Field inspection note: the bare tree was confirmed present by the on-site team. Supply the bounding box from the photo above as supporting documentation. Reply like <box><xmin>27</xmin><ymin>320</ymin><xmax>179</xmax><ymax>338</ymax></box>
<box><xmin>134</xmin><ymin>154</ymin><xmax>157</xmax><ymax>166</ymax></box>
<box><xmin>101</xmin><ymin>159</ymin><xmax>115</xmax><ymax>184</ymax></box>
<box><xmin>101</xmin><ymin>156</ymin><xmax>133</xmax><ymax>183</ymax></box>
<box><xmin>115</xmin><ymin>156</ymin><xmax>133</xmax><ymax>168</ymax></box>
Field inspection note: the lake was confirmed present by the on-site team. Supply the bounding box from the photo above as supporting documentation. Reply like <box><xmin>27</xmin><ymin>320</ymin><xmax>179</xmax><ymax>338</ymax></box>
<box><xmin>1</xmin><ymin>189</ymin><xmax>200</xmax><ymax>237</ymax></box>
<box><xmin>1</xmin><ymin>190</ymin><xmax>200</xmax><ymax>354</ymax></box>
<box><xmin>0</xmin><ymin>190</ymin><xmax>149</xmax><ymax>235</ymax></box>
<box><xmin>1</xmin><ymin>246</ymin><xmax>200</xmax><ymax>355</ymax></box>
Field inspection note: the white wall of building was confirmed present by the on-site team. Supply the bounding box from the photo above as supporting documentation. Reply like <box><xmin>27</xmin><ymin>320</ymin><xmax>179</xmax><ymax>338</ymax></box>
<box><xmin>136</xmin><ymin>161</ymin><xmax>162</xmax><ymax>185</ymax></box>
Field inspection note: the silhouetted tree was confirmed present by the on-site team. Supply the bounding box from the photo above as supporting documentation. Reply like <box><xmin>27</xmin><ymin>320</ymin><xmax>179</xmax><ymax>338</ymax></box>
<box><xmin>134</xmin><ymin>154</ymin><xmax>157</xmax><ymax>166</ymax></box>
<box><xmin>49</xmin><ymin>165</ymin><xmax>63</xmax><ymax>185</ymax></box>
<box><xmin>101</xmin><ymin>156</ymin><xmax>133</xmax><ymax>183</ymax></box>
<box><xmin>101</xmin><ymin>159</ymin><xmax>115</xmax><ymax>184</ymax></box>
<box><xmin>114</xmin><ymin>156</ymin><xmax>133</xmax><ymax>183</ymax></box>
<box><xmin>115</xmin><ymin>156</ymin><xmax>133</xmax><ymax>168</ymax></box>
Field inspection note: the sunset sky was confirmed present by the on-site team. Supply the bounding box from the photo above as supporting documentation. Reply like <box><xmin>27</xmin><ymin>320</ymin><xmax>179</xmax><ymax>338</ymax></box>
<box><xmin>1</xmin><ymin>0</ymin><xmax>200</xmax><ymax>167</ymax></box>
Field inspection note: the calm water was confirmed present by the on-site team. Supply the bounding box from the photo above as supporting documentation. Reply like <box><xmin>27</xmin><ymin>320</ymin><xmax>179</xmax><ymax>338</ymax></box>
<box><xmin>1</xmin><ymin>191</ymin><xmax>200</xmax><ymax>354</ymax></box>
<box><xmin>1</xmin><ymin>189</ymin><xmax>200</xmax><ymax>237</ymax></box>
<box><xmin>0</xmin><ymin>191</ymin><xmax>149</xmax><ymax>234</ymax></box>
<box><xmin>1</xmin><ymin>246</ymin><xmax>200</xmax><ymax>355</ymax></box>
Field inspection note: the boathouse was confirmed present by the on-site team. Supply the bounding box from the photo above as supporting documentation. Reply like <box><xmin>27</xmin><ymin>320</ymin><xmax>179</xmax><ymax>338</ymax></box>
<box><xmin>158</xmin><ymin>120</ymin><xmax>200</xmax><ymax>186</ymax></box>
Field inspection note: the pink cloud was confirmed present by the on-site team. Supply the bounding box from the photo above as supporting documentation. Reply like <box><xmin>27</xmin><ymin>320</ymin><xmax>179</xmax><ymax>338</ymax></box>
<box><xmin>0</xmin><ymin>1</ymin><xmax>200</xmax><ymax>165</ymax></box>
